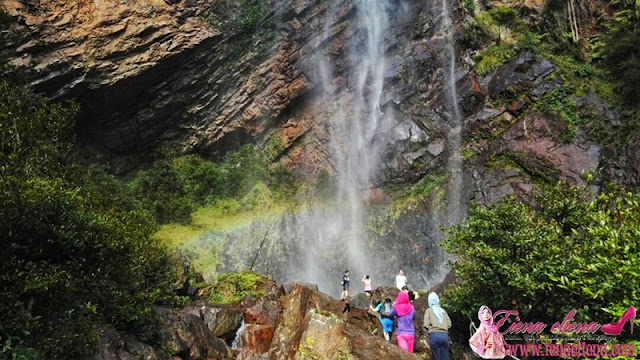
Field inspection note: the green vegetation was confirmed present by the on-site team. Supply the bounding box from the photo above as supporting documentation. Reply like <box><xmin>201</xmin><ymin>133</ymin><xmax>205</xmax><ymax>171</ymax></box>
<box><xmin>470</xmin><ymin>7</ymin><xmax>537</xmax><ymax>75</ymax></box>
<box><xmin>599</xmin><ymin>2</ymin><xmax>640</xmax><ymax>107</ymax></box>
<box><xmin>462</xmin><ymin>0</ymin><xmax>475</xmax><ymax>14</ymax></box>
<box><xmin>367</xmin><ymin>171</ymin><xmax>446</xmax><ymax>236</ymax></box>
<box><xmin>468</xmin><ymin>1</ymin><xmax>639</xmax><ymax>145</ymax></box>
<box><xmin>127</xmin><ymin>144</ymin><xmax>299</xmax><ymax>225</ymax></box>
<box><xmin>444</xmin><ymin>183</ymin><xmax>640</xmax><ymax>343</ymax></box>
<box><xmin>207</xmin><ymin>271</ymin><xmax>270</xmax><ymax>304</ymax></box>
<box><xmin>133</xmin><ymin>144</ymin><xmax>303</xmax><ymax>282</ymax></box>
<box><xmin>238</xmin><ymin>0</ymin><xmax>269</xmax><ymax>33</ymax></box>
<box><xmin>154</xmin><ymin>199</ymin><xmax>291</xmax><ymax>281</ymax></box>
<box><xmin>597</xmin><ymin>1</ymin><xmax>640</xmax><ymax>143</ymax></box>
<box><xmin>0</xmin><ymin>80</ymin><xmax>177</xmax><ymax>359</ymax></box>
<box><xmin>487</xmin><ymin>151</ymin><xmax>559</xmax><ymax>182</ymax></box>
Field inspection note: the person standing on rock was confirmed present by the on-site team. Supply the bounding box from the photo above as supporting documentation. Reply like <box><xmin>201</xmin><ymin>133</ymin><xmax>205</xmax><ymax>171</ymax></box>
<box><xmin>424</xmin><ymin>292</ymin><xmax>452</xmax><ymax>360</ymax></box>
<box><xmin>389</xmin><ymin>291</ymin><xmax>415</xmax><ymax>353</ymax></box>
<box><xmin>362</xmin><ymin>274</ymin><xmax>373</xmax><ymax>296</ymax></box>
<box><xmin>395</xmin><ymin>269</ymin><xmax>407</xmax><ymax>290</ymax></box>
<box><xmin>341</xmin><ymin>270</ymin><xmax>350</xmax><ymax>300</ymax></box>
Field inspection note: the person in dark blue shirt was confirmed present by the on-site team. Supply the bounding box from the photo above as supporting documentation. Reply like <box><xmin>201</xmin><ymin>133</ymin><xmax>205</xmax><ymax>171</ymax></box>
<box><xmin>341</xmin><ymin>269</ymin><xmax>350</xmax><ymax>300</ymax></box>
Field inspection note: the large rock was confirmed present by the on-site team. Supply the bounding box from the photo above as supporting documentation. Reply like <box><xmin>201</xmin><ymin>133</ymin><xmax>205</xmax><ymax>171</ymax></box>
<box><xmin>234</xmin><ymin>297</ymin><xmax>282</xmax><ymax>358</ymax></box>
<box><xmin>196</xmin><ymin>305</ymin><xmax>245</xmax><ymax>341</ymax></box>
<box><xmin>268</xmin><ymin>283</ymin><xmax>395</xmax><ymax>359</ymax></box>
<box><xmin>157</xmin><ymin>307</ymin><xmax>234</xmax><ymax>360</ymax></box>
<box><xmin>295</xmin><ymin>311</ymin><xmax>421</xmax><ymax>359</ymax></box>
<box><xmin>473</xmin><ymin>110</ymin><xmax>601</xmax><ymax>204</ymax></box>
<box><xmin>93</xmin><ymin>308</ymin><xmax>234</xmax><ymax>360</ymax></box>
<box><xmin>93</xmin><ymin>327</ymin><xmax>168</xmax><ymax>360</ymax></box>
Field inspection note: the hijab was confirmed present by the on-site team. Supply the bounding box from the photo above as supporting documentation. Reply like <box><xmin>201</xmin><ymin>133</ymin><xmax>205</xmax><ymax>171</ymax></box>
<box><xmin>478</xmin><ymin>305</ymin><xmax>498</xmax><ymax>333</ymax></box>
<box><xmin>428</xmin><ymin>292</ymin><xmax>445</xmax><ymax>324</ymax></box>
<box><xmin>394</xmin><ymin>291</ymin><xmax>414</xmax><ymax>317</ymax></box>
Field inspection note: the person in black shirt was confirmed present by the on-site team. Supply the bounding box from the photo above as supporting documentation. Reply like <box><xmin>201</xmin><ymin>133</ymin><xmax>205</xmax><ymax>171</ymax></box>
<box><xmin>341</xmin><ymin>269</ymin><xmax>350</xmax><ymax>300</ymax></box>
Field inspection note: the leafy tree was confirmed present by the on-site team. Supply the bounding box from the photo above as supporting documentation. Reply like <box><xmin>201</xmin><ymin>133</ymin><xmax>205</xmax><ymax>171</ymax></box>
<box><xmin>600</xmin><ymin>1</ymin><xmax>640</xmax><ymax>106</ymax></box>
<box><xmin>0</xmin><ymin>81</ymin><xmax>177</xmax><ymax>359</ymax></box>
<box><xmin>128</xmin><ymin>159</ymin><xmax>194</xmax><ymax>224</ymax></box>
<box><xmin>444</xmin><ymin>183</ymin><xmax>640</xmax><ymax>342</ymax></box>
<box><xmin>127</xmin><ymin>144</ymin><xmax>281</xmax><ymax>224</ymax></box>
<box><xmin>474</xmin><ymin>7</ymin><xmax>522</xmax><ymax>46</ymax></box>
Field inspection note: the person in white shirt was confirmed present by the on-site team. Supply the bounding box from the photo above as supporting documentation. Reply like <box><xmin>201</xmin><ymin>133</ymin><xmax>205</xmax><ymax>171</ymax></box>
<box><xmin>395</xmin><ymin>269</ymin><xmax>407</xmax><ymax>290</ymax></box>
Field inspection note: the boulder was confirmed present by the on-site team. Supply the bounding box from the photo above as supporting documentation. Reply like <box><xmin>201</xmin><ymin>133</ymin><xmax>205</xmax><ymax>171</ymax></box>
<box><xmin>194</xmin><ymin>305</ymin><xmax>245</xmax><ymax>342</ymax></box>
<box><xmin>234</xmin><ymin>298</ymin><xmax>281</xmax><ymax>358</ymax></box>
<box><xmin>93</xmin><ymin>327</ymin><xmax>167</xmax><ymax>360</ymax></box>
<box><xmin>483</xmin><ymin>51</ymin><xmax>556</xmax><ymax>99</ymax></box>
<box><xmin>245</xmin><ymin>299</ymin><xmax>281</xmax><ymax>326</ymax></box>
<box><xmin>269</xmin><ymin>283</ymin><xmax>392</xmax><ymax>359</ymax></box>
<box><xmin>241</xmin><ymin>324</ymin><xmax>276</xmax><ymax>354</ymax></box>
<box><xmin>295</xmin><ymin>312</ymin><xmax>421</xmax><ymax>359</ymax></box>
<box><xmin>157</xmin><ymin>307</ymin><xmax>234</xmax><ymax>360</ymax></box>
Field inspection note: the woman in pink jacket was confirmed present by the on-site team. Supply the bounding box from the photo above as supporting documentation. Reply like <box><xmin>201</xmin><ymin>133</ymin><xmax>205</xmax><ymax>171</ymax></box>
<box><xmin>389</xmin><ymin>291</ymin><xmax>415</xmax><ymax>352</ymax></box>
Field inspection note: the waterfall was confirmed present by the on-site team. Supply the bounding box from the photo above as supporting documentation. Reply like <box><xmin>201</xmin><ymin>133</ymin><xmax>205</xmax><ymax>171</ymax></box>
<box><xmin>231</xmin><ymin>318</ymin><xmax>247</xmax><ymax>350</ymax></box>
<box><xmin>441</xmin><ymin>0</ymin><xmax>465</xmax><ymax>224</ymax></box>
<box><xmin>332</xmin><ymin>0</ymin><xmax>389</xmax><ymax>282</ymax></box>
<box><xmin>296</xmin><ymin>0</ymin><xmax>390</xmax><ymax>293</ymax></box>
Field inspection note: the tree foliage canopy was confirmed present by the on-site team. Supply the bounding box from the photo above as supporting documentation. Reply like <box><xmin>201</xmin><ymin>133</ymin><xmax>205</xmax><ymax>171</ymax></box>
<box><xmin>0</xmin><ymin>79</ymin><xmax>177</xmax><ymax>359</ymax></box>
<box><xmin>444</xmin><ymin>183</ymin><xmax>640</xmax><ymax>342</ymax></box>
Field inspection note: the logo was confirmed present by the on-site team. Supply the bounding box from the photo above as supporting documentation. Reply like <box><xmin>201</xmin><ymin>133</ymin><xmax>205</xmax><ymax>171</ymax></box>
<box><xmin>469</xmin><ymin>306</ymin><xmax>637</xmax><ymax>359</ymax></box>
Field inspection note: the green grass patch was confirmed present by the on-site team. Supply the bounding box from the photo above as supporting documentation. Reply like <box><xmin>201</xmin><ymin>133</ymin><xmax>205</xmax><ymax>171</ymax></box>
<box><xmin>207</xmin><ymin>271</ymin><xmax>271</xmax><ymax>304</ymax></box>
<box><xmin>487</xmin><ymin>152</ymin><xmax>559</xmax><ymax>183</ymax></box>
<box><xmin>475</xmin><ymin>44</ymin><xmax>518</xmax><ymax>75</ymax></box>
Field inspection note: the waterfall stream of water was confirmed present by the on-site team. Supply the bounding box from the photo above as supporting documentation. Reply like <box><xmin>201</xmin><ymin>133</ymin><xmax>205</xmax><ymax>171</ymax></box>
<box><xmin>278</xmin><ymin>0</ymin><xmax>393</xmax><ymax>295</ymax></box>
<box><xmin>441</xmin><ymin>0</ymin><xmax>465</xmax><ymax>225</ymax></box>
<box><xmin>331</xmin><ymin>0</ymin><xmax>389</xmax><ymax>282</ymax></box>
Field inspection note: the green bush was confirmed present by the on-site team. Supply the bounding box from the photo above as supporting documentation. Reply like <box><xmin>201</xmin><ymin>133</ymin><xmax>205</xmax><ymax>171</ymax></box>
<box><xmin>238</xmin><ymin>0</ymin><xmax>267</xmax><ymax>33</ymax></box>
<box><xmin>474</xmin><ymin>7</ymin><xmax>522</xmax><ymax>46</ymax></box>
<box><xmin>600</xmin><ymin>5</ymin><xmax>640</xmax><ymax>107</ymax></box>
<box><xmin>222</xmin><ymin>144</ymin><xmax>270</xmax><ymax>197</ymax></box>
<box><xmin>462</xmin><ymin>0</ymin><xmax>475</xmax><ymax>14</ymax></box>
<box><xmin>443</xmin><ymin>183</ymin><xmax>640</xmax><ymax>342</ymax></box>
<box><xmin>128</xmin><ymin>142</ymin><xmax>296</xmax><ymax>224</ymax></box>
<box><xmin>241</xmin><ymin>182</ymin><xmax>274</xmax><ymax>210</ymax></box>
<box><xmin>208</xmin><ymin>271</ymin><xmax>270</xmax><ymax>304</ymax></box>
<box><xmin>0</xmin><ymin>81</ymin><xmax>177</xmax><ymax>359</ymax></box>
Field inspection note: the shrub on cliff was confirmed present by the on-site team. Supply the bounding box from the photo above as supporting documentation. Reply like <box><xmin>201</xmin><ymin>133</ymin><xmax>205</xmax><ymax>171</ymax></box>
<box><xmin>443</xmin><ymin>183</ymin><xmax>640</xmax><ymax>342</ymax></box>
<box><xmin>0</xmin><ymin>81</ymin><xmax>177</xmax><ymax>359</ymax></box>
<box><xmin>208</xmin><ymin>271</ymin><xmax>271</xmax><ymax>304</ymax></box>
<box><xmin>599</xmin><ymin>1</ymin><xmax>640</xmax><ymax>107</ymax></box>
<box><xmin>128</xmin><ymin>143</ymin><xmax>298</xmax><ymax>224</ymax></box>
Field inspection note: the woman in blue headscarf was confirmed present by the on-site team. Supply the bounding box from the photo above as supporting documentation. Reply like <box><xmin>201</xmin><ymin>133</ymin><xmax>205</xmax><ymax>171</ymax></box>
<box><xmin>423</xmin><ymin>292</ymin><xmax>452</xmax><ymax>360</ymax></box>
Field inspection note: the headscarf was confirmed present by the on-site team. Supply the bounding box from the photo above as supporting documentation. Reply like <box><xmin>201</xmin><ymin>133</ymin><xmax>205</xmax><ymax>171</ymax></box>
<box><xmin>428</xmin><ymin>292</ymin><xmax>445</xmax><ymax>324</ymax></box>
<box><xmin>478</xmin><ymin>305</ymin><xmax>498</xmax><ymax>333</ymax></box>
<box><xmin>394</xmin><ymin>291</ymin><xmax>414</xmax><ymax>317</ymax></box>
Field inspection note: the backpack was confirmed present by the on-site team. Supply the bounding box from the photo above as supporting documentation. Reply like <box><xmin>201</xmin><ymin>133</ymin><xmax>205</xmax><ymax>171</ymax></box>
<box><xmin>380</xmin><ymin>302</ymin><xmax>392</xmax><ymax>319</ymax></box>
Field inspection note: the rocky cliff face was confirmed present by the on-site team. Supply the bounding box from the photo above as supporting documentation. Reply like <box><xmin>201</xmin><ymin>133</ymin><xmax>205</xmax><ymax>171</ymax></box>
<box><xmin>4</xmin><ymin>0</ymin><xmax>612</xmax><ymax>185</ymax></box>
<box><xmin>3</xmin><ymin>0</ymin><xmax>452</xmax><ymax>177</ymax></box>
<box><xmin>5</xmin><ymin>0</ymin><xmax>625</xmax><ymax>291</ymax></box>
